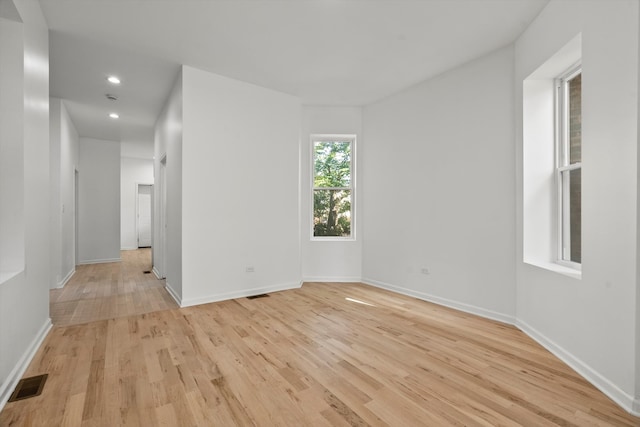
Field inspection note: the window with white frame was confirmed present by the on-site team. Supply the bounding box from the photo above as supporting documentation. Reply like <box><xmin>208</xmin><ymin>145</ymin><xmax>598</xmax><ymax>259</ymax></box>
<box><xmin>556</xmin><ymin>64</ymin><xmax>581</xmax><ymax>266</ymax></box>
<box><xmin>312</xmin><ymin>135</ymin><xmax>354</xmax><ymax>239</ymax></box>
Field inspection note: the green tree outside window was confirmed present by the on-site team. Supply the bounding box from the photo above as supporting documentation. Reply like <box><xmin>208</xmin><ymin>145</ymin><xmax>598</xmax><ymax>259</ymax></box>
<box><xmin>313</xmin><ymin>139</ymin><xmax>353</xmax><ymax>237</ymax></box>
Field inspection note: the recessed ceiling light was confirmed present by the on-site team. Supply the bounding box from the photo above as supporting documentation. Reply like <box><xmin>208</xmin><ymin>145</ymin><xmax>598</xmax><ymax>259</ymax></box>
<box><xmin>109</xmin><ymin>113</ymin><xmax>119</xmax><ymax>119</ymax></box>
<box><xmin>107</xmin><ymin>76</ymin><xmax>121</xmax><ymax>84</ymax></box>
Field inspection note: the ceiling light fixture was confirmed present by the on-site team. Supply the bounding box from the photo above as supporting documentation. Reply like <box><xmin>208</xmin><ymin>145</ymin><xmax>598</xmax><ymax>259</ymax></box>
<box><xmin>107</xmin><ymin>76</ymin><xmax>121</xmax><ymax>84</ymax></box>
<box><xmin>109</xmin><ymin>113</ymin><xmax>119</xmax><ymax>119</ymax></box>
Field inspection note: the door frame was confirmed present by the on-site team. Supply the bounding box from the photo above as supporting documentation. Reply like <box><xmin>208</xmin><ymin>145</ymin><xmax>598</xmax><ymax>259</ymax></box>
<box><xmin>154</xmin><ymin>154</ymin><xmax>167</xmax><ymax>279</ymax></box>
<box><xmin>74</xmin><ymin>168</ymin><xmax>79</xmax><ymax>266</ymax></box>
<box><xmin>135</xmin><ymin>182</ymin><xmax>153</xmax><ymax>248</ymax></box>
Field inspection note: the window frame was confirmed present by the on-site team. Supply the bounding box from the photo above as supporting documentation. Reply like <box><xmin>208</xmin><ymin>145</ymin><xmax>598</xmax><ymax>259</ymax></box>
<box><xmin>310</xmin><ymin>134</ymin><xmax>356</xmax><ymax>241</ymax></box>
<box><xmin>555</xmin><ymin>63</ymin><xmax>582</xmax><ymax>270</ymax></box>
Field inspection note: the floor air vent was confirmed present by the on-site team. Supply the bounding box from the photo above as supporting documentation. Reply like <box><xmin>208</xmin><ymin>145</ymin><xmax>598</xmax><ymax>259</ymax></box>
<box><xmin>143</xmin><ymin>271</ymin><xmax>151</xmax><ymax>274</ymax></box>
<box><xmin>8</xmin><ymin>374</ymin><xmax>48</xmax><ymax>402</ymax></box>
<box><xmin>247</xmin><ymin>294</ymin><xmax>270</xmax><ymax>300</ymax></box>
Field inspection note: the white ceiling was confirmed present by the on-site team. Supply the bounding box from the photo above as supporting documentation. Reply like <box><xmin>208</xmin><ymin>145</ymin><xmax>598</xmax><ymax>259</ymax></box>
<box><xmin>49</xmin><ymin>31</ymin><xmax>179</xmax><ymax>156</ymax></box>
<box><xmin>40</xmin><ymin>0</ymin><xmax>549</xmax><ymax>153</ymax></box>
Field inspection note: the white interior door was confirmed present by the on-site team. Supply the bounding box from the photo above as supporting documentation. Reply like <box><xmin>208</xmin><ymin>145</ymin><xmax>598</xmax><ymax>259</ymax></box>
<box><xmin>137</xmin><ymin>184</ymin><xmax>152</xmax><ymax>248</ymax></box>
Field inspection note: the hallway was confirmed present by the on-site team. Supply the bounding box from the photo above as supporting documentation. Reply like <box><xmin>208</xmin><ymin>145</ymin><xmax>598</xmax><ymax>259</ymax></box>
<box><xmin>50</xmin><ymin>249</ymin><xmax>178</xmax><ymax>326</ymax></box>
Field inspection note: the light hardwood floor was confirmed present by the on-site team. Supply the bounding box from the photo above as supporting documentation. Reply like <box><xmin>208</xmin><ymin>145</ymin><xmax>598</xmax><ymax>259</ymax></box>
<box><xmin>50</xmin><ymin>249</ymin><xmax>178</xmax><ymax>326</ymax></box>
<box><xmin>1</xmin><ymin>255</ymin><xmax>639</xmax><ymax>426</ymax></box>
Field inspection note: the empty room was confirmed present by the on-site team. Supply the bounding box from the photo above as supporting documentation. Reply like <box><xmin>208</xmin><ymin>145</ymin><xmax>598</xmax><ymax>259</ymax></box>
<box><xmin>1</xmin><ymin>0</ymin><xmax>639</xmax><ymax>425</ymax></box>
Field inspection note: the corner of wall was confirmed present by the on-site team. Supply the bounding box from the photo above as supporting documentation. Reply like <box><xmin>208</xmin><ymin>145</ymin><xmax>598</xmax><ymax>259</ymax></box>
<box><xmin>164</xmin><ymin>281</ymin><xmax>182</xmax><ymax>307</ymax></box>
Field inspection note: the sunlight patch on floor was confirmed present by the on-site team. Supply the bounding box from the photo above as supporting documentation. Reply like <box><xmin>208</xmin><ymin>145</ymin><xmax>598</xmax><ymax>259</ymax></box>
<box><xmin>345</xmin><ymin>297</ymin><xmax>375</xmax><ymax>307</ymax></box>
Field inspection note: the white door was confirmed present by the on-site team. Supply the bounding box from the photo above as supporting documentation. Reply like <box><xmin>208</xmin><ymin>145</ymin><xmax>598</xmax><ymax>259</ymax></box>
<box><xmin>137</xmin><ymin>184</ymin><xmax>152</xmax><ymax>248</ymax></box>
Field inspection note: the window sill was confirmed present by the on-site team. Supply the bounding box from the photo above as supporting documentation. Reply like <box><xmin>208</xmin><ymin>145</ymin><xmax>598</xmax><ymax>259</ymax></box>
<box><xmin>524</xmin><ymin>260</ymin><xmax>582</xmax><ymax>280</ymax></box>
<box><xmin>0</xmin><ymin>269</ymin><xmax>22</xmax><ymax>286</ymax></box>
<box><xmin>311</xmin><ymin>237</ymin><xmax>356</xmax><ymax>242</ymax></box>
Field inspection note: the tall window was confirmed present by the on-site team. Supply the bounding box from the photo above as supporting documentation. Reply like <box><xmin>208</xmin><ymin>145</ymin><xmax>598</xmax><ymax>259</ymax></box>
<box><xmin>556</xmin><ymin>65</ymin><xmax>581</xmax><ymax>266</ymax></box>
<box><xmin>312</xmin><ymin>135</ymin><xmax>354</xmax><ymax>239</ymax></box>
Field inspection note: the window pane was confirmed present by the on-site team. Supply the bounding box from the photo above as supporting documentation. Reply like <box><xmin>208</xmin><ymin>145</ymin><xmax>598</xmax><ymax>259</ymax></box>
<box><xmin>314</xmin><ymin>141</ymin><xmax>351</xmax><ymax>188</ymax></box>
<box><xmin>561</xmin><ymin>168</ymin><xmax>581</xmax><ymax>263</ymax></box>
<box><xmin>313</xmin><ymin>189</ymin><xmax>351</xmax><ymax>237</ymax></box>
<box><xmin>568</xmin><ymin>73</ymin><xmax>581</xmax><ymax>164</ymax></box>
<box><xmin>569</xmin><ymin>168</ymin><xmax>581</xmax><ymax>263</ymax></box>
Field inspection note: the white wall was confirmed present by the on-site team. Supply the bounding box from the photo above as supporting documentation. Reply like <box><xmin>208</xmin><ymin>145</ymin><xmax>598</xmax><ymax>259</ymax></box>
<box><xmin>180</xmin><ymin>66</ymin><xmax>301</xmax><ymax>306</ymax></box>
<box><xmin>121</xmin><ymin>134</ymin><xmax>154</xmax><ymax>159</ymax></box>
<box><xmin>637</xmin><ymin>14</ymin><xmax>640</xmax><ymax>407</ymax></box>
<box><xmin>50</xmin><ymin>99</ymin><xmax>61</xmax><ymax>288</ymax></box>
<box><xmin>361</xmin><ymin>46</ymin><xmax>516</xmax><ymax>323</ymax></box>
<box><xmin>301</xmin><ymin>106</ymin><xmax>362</xmax><ymax>282</ymax></box>
<box><xmin>0</xmin><ymin>0</ymin><xmax>51</xmax><ymax>409</ymax></box>
<box><xmin>515</xmin><ymin>0</ymin><xmax>639</xmax><ymax>413</ymax></box>
<box><xmin>50</xmin><ymin>98</ymin><xmax>79</xmax><ymax>288</ymax></box>
<box><xmin>121</xmin><ymin>157</ymin><xmax>153</xmax><ymax>250</ymax></box>
<box><xmin>154</xmin><ymin>71</ymin><xmax>183</xmax><ymax>299</ymax></box>
<box><xmin>0</xmin><ymin>14</ymin><xmax>24</xmax><ymax>280</ymax></box>
<box><xmin>78</xmin><ymin>137</ymin><xmax>121</xmax><ymax>264</ymax></box>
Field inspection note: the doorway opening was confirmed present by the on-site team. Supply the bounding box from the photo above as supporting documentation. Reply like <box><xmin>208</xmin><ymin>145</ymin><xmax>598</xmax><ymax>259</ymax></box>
<box><xmin>137</xmin><ymin>184</ymin><xmax>152</xmax><ymax>248</ymax></box>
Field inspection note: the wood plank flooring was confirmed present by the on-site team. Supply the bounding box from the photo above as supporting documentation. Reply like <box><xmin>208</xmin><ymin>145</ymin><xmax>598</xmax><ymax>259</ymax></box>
<box><xmin>50</xmin><ymin>249</ymin><xmax>178</xmax><ymax>326</ymax></box>
<box><xmin>2</xmin><ymin>254</ymin><xmax>639</xmax><ymax>425</ymax></box>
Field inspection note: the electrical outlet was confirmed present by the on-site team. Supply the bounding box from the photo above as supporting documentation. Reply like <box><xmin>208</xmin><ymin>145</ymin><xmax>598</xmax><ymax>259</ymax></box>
<box><xmin>421</xmin><ymin>268</ymin><xmax>429</xmax><ymax>275</ymax></box>
<box><xmin>245</xmin><ymin>266</ymin><xmax>255</xmax><ymax>273</ymax></box>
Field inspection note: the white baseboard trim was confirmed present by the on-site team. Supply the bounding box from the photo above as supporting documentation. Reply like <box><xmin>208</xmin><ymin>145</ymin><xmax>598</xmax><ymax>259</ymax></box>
<box><xmin>152</xmin><ymin>267</ymin><xmax>162</xmax><ymax>280</ymax></box>
<box><xmin>517</xmin><ymin>319</ymin><xmax>640</xmax><ymax>417</ymax></box>
<box><xmin>361</xmin><ymin>277</ymin><xmax>639</xmax><ymax>416</ymax></box>
<box><xmin>302</xmin><ymin>276</ymin><xmax>362</xmax><ymax>283</ymax></box>
<box><xmin>165</xmin><ymin>281</ymin><xmax>181</xmax><ymax>306</ymax></box>
<box><xmin>361</xmin><ymin>277</ymin><xmax>516</xmax><ymax>325</ymax></box>
<box><xmin>120</xmin><ymin>247</ymin><xmax>138</xmax><ymax>251</ymax></box>
<box><xmin>77</xmin><ymin>258</ymin><xmax>121</xmax><ymax>265</ymax></box>
<box><xmin>0</xmin><ymin>318</ymin><xmax>52</xmax><ymax>412</ymax></box>
<box><xmin>180</xmin><ymin>281</ymin><xmax>303</xmax><ymax>308</ymax></box>
<box><xmin>55</xmin><ymin>268</ymin><xmax>75</xmax><ymax>289</ymax></box>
